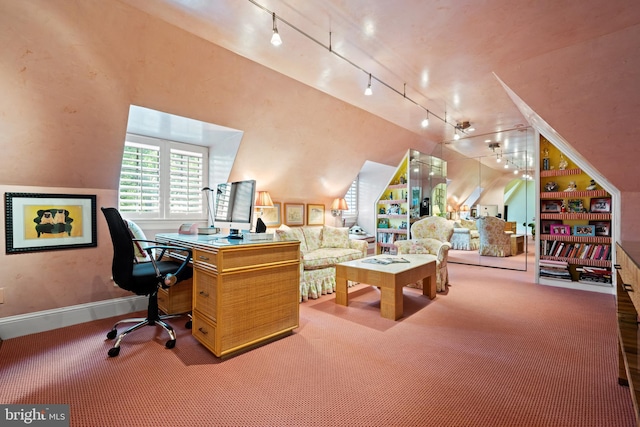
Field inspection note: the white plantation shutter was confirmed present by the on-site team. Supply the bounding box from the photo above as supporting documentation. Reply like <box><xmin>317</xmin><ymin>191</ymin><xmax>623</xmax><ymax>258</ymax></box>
<box><xmin>169</xmin><ymin>146</ymin><xmax>204</xmax><ymax>215</ymax></box>
<box><xmin>343</xmin><ymin>177</ymin><xmax>358</xmax><ymax>217</ymax></box>
<box><xmin>119</xmin><ymin>141</ymin><xmax>161</xmax><ymax>215</ymax></box>
<box><xmin>118</xmin><ymin>134</ymin><xmax>208</xmax><ymax>220</ymax></box>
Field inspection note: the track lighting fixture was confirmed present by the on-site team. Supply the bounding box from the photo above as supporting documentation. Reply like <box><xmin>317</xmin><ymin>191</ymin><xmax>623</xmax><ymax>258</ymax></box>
<box><xmin>364</xmin><ymin>74</ymin><xmax>372</xmax><ymax>96</ymax></box>
<box><xmin>421</xmin><ymin>111</ymin><xmax>429</xmax><ymax>128</ymax></box>
<box><xmin>250</xmin><ymin>1</ymin><xmax>469</xmax><ymax>133</ymax></box>
<box><xmin>270</xmin><ymin>12</ymin><xmax>282</xmax><ymax>46</ymax></box>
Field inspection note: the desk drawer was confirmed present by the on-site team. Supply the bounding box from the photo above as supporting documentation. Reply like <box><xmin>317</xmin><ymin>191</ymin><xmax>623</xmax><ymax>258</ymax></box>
<box><xmin>192</xmin><ymin>311</ymin><xmax>217</xmax><ymax>354</ymax></box>
<box><xmin>193</xmin><ymin>269</ymin><xmax>217</xmax><ymax>320</ymax></box>
<box><xmin>157</xmin><ymin>278</ymin><xmax>192</xmax><ymax>314</ymax></box>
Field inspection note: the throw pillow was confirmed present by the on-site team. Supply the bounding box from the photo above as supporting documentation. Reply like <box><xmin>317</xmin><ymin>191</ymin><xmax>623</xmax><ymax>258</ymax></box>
<box><xmin>275</xmin><ymin>224</ymin><xmax>308</xmax><ymax>252</ymax></box>
<box><xmin>460</xmin><ymin>218</ymin><xmax>477</xmax><ymax>230</ymax></box>
<box><xmin>321</xmin><ymin>225</ymin><xmax>350</xmax><ymax>249</ymax></box>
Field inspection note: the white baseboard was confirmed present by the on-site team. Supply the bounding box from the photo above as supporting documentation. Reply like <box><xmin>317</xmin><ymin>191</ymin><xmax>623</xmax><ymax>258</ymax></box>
<box><xmin>0</xmin><ymin>296</ymin><xmax>147</xmax><ymax>340</ymax></box>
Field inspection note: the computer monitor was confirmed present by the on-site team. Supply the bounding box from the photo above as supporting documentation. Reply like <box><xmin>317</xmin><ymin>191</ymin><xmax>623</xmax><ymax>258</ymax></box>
<box><xmin>213</xmin><ymin>179</ymin><xmax>256</xmax><ymax>239</ymax></box>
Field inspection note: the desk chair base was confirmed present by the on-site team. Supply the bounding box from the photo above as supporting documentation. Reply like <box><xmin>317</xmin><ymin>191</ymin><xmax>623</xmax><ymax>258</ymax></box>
<box><xmin>106</xmin><ymin>291</ymin><xmax>187</xmax><ymax>357</ymax></box>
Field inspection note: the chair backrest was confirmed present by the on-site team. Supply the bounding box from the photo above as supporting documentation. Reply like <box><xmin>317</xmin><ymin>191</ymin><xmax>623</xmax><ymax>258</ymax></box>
<box><xmin>477</xmin><ymin>216</ymin><xmax>509</xmax><ymax>244</ymax></box>
<box><xmin>101</xmin><ymin>207</ymin><xmax>136</xmax><ymax>292</ymax></box>
<box><xmin>411</xmin><ymin>216</ymin><xmax>454</xmax><ymax>242</ymax></box>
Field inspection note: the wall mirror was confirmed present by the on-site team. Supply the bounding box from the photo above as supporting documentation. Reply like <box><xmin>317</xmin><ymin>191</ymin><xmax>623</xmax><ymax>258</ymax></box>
<box><xmin>435</xmin><ymin>127</ymin><xmax>535</xmax><ymax>271</ymax></box>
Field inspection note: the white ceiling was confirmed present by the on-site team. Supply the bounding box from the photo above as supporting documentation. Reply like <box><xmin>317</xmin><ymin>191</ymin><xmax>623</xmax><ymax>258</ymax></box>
<box><xmin>121</xmin><ymin>0</ymin><xmax>638</xmax><ymax>170</ymax></box>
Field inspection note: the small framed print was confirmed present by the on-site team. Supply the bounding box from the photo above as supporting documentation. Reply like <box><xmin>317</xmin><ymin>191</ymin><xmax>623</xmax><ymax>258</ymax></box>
<box><xmin>284</xmin><ymin>203</ymin><xmax>305</xmax><ymax>226</ymax></box>
<box><xmin>589</xmin><ymin>220</ymin><xmax>611</xmax><ymax>237</ymax></box>
<box><xmin>541</xmin><ymin>199</ymin><xmax>563</xmax><ymax>213</ymax></box>
<box><xmin>567</xmin><ymin>199</ymin><xmax>585</xmax><ymax>213</ymax></box>
<box><xmin>590</xmin><ymin>197</ymin><xmax>611</xmax><ymax>213</ymax></box>
<box><xmin>261</xmin><ymin>202</ymin><xmax>281</xmax><ymax>227</ymax></box>
<box><xmin>307</xmin><ymin>204</ymin><xmax>325</xmax><ymax>226</ymax></box>
<box><xmin>573</xmin><ymin>225</ymin><xmax>595</xmax><ymax>236</ymax></box>
<box><xmin>541</xmin><ymin>220</ymin><xmax>562</xmax><ymax>234</ymax></box>
<box><xmin>550</xmin><ymin>224</ymin><xmax>571</xmax><ymax>236</ymax></box>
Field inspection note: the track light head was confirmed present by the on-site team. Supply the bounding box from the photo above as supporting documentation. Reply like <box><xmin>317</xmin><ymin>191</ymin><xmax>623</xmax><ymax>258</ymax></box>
<box><xmin>364</xmin><ymin>74</ymin><xmax>372</xmax><ymax>96</ymax></box>
<box><xmin>271</xmin><ymin>13</ymin><xmax>282</xmax><ymax>46</ymax></box>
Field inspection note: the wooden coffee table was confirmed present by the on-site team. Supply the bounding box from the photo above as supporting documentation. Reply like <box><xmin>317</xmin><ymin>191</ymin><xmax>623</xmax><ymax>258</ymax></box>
<box><xmin>335</xmin><ymin>254</ymin><xmax>437</xmax><ymax>320</ymax></box>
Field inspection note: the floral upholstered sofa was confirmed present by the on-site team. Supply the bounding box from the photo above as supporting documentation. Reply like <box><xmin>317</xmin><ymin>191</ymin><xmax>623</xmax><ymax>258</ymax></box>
<box><xmin>275</xmin><ymin>224</ymin><xmax>368</xmax><ymax>301</ymax></box>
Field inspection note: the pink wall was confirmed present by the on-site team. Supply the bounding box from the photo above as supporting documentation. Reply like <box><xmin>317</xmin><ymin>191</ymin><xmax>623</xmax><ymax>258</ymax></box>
<box><xmin>0</xmin><ymin>0</ymin><xmax>638</xmax><ymax>319</ymax></box>
<box><xmin>0</xmin><ymin>0</ymin><xmax>430</xmax><ymax>317</ymax></box>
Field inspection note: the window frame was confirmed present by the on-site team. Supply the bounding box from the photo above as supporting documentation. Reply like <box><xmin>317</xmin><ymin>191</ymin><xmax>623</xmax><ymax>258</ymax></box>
<box><xmin>118</xmin><ymin>133</ymin><xmax>208</xmax><ymax>222</ymax></box>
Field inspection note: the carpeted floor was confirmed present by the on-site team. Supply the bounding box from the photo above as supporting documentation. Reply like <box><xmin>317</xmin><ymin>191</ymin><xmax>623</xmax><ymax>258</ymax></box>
<box><xmin>0</xmin><ymin>264</ymin><xmax>635</xmax><ymax>426</ymax></box>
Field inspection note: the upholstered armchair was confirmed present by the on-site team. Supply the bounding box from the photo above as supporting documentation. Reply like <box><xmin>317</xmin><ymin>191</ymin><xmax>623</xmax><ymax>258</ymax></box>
<box><xmin>450</xmin><ymin>218</ymin><xmax>480</xmax><ymax>250</ymax></box>
<box><xmin>393</xmin><ymin>216</ymin><xmax>453</xmax><ymax>292</ymax></box>
<box><xmin>477</xmin><ymin>216</ymin><xmax>512</xmax><ymax>257</ymax></box>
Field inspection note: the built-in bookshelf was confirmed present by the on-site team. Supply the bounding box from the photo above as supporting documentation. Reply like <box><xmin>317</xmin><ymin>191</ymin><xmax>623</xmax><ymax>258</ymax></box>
<box><xmin>537</xmin><ymin>136</ymin><xmax>613</xmax><ymax>288</ymax></box>
<box><xmin>375</xmin><ymin>150</ymin><xmax>447</xmax><ymax>254</ymax></box>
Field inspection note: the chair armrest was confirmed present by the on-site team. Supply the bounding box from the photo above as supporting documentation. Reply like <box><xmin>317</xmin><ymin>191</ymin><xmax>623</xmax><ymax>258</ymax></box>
<box><xmin>349</xmin><ymin>239</ymin><xmax>368</xmax><ymax>257</ymax></box>
<box><xmin>146</xmin><ymin>245</ymin><xmax>193</xmax><ymax>279</ymax></box>
<box><xmin>414</xmin><ymin>238</ymin><xmax>451</xmax><ymax>262</ymax></box>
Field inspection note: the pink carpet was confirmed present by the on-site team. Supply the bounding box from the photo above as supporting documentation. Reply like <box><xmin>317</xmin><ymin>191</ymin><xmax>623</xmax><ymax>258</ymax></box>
<box><xmin>0</xmin><ymin>264</ymin><xmax>635</xmax><ymax>426</ymax></box>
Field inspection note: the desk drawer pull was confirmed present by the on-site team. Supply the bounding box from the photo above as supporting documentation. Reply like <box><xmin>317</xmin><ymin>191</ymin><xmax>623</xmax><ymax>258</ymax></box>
<box><xmin>624</xmin><ymin>284</ymin><xmax>634</xmax><ymax>292</ymax></box>
<box><xmin>199</xmin><ymin>290</ymin><xmax>209</xmax><ymax>297</ymax></box>
<box><xmin>198</xmin><ymin>327</ymin><xmax>208</xmax><ymax>335</ymax></box>
<box><xmin>614</xmin><ymin>264</ymin><xmax>621</xmax><ymax>270</ymax></box>
<box><xmin>198</xmin><ymin>255</ymin><xmax>210</xmax><ymax>261</ymax></box>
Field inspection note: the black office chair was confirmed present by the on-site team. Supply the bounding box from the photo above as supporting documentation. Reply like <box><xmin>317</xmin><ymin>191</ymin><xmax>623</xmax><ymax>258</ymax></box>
<box><xmin>101</xmin><ymin>207</ymin><xmax>193</xmax><ymax>357</ymax></box>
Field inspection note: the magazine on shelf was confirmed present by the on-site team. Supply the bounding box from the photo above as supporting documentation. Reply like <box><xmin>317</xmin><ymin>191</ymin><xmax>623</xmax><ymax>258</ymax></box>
<box><xmin>362</xmin><ymin>257</ymin><xmax>410</xmax><ymax>265</ymax></box>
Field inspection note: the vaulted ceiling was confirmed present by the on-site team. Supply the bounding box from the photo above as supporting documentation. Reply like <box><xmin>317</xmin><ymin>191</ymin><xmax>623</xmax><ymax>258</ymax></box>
<box><xmin>122</xmin><ymin>0</ymin><xmax>640</xmax><ymax>170</ymax></box>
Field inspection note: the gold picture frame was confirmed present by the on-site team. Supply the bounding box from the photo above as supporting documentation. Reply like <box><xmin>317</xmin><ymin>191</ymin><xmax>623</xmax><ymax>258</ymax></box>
<box><xmin>284</xmin><ymin>203</ymin><xmax>305</xmax><ymax>226</ymax></box>
<box><xmin>307</xmin><ymin>204</ymin><xmax>325</xmax><ymax>226</ymax></box>
<box><xmin>261</xmin><ymin>202</ymin><xmax>281</xmax><ymax>227</ymax></box>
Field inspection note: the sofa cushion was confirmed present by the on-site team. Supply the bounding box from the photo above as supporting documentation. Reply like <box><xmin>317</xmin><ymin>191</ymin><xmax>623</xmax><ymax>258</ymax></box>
<box><xmin>460</xmin><ymin>218</ymin><xmax>477</xmax><ymax>230</ymax></box>
<box><xmin>302</xmin><ymin>248</ymin><xmax>363</xmax><ymax>270</ymax></box>
<box><xmin>302</xmin><ymin>226</ymin><xmax>323</xmax><ymax>252</ymax></box>
<box><xmin>320</xmin><ymin>225</ymin><xmax>350</xmax><ymax>249</ymax></box>
<box><xmin>275</xmin><ymin>224</ymin><xmax>308</xmax><ymax>253</ymax></box>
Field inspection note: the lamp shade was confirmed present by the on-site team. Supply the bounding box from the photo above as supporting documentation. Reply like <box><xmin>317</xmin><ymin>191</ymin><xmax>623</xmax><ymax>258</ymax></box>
<box><xmin>331</xmin><ymin>198</ymin><xmax>349</xmax><ymax>211</ymax></box>
<box><xmin>462</xmin><ymin>205</ymin><xmax>470</xmax><ymax>212</ymax></box>
<box><xmin>255</xmin><ymin>191</ymin><xmax>274</xmax><ymax>208</ymax></box>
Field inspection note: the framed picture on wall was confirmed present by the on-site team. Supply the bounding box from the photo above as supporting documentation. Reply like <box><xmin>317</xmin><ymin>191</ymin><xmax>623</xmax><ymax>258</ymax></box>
<box><xmin>284</xmin><ymin>203</ymin><xmax>305</xmax><ymax>226</ymax></box>
<box><xmin>5</xmin><ymin>192</ymin><xmax>97</xmax><ymax>254</ymax></box>
<box><xmin>261</xmin><ymin>202</ymin><xmax>281</xmax><ymax>227</ymax></box>
<box><xmin>307</xmin><ymin>204</ymin><xmax>325</xmax><ymax>226</ymax></box>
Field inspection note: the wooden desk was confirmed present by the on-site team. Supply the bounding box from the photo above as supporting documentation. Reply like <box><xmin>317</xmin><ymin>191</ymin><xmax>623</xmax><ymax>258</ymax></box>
<box><xmin>335</xmin><ymin>254</ymin><xmax>436</xmax><ymax>320</ymax></box>
<box><xmin>156</xmin><ymin>233</ymin><xmax>300</xmax><ymax>358</ymax></box>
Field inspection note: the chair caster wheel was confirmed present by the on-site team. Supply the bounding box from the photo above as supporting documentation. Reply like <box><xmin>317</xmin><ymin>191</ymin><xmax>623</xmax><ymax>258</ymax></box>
<box><xmin>166</xmin><ymin>339</ymin><xmax>176</xmax><ymax>349</ymax></box>
<box><xmin>107</xmin><ymin>329</ymin><xmax>117</xmax><ymax>340</ymax></box>
<box><xmin>108</xmin><ymin>347</ymin><xmax>120</xmax><ymax>357</ymax></box>
<box><xmin>185</xmin><ymin>320</ymin><xmax>192</xmax><ymax>329</ymax></box>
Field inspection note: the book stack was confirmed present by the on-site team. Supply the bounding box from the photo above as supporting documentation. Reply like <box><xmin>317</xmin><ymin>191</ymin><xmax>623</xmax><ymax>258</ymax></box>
<box><xmin>577</xmin><ymin>266</ymin><xmax>612</xmax><ymax>284</ymax></box>
<box><xmin>539</xmin><ymin>259</ymin><xmax>571</xmax><ymax>281</ymax></box>
<box><xmin>540</xmin><ymin>240</ymin><xmax>611</xmax><ymax>261</ymax></box>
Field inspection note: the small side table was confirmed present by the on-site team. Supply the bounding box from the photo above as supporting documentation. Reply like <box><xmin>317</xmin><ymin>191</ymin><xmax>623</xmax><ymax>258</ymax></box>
<box><xmin>510</xmin><ymin>234</ymin><xmax>525</xmax><ymax>255</ymax></box>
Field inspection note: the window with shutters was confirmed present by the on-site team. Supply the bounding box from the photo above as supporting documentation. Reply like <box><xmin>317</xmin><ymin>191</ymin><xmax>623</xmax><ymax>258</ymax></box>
<box><xmin>342</xmin><ymin>177</ymin><xmax>358</xmax><ymax>219</ymax></box>
<box><xmin>118</xmin><ymin>134</ymin><xmax>208</xmax><ymax>220</ymax></box>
